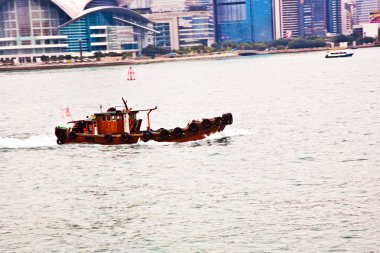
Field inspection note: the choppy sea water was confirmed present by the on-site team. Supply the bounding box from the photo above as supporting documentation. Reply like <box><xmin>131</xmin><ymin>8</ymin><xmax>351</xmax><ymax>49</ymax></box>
<box><xmin>1</xmin><ymin>48</ymin><xmax>380</xmax><ymax>252</ymax></box>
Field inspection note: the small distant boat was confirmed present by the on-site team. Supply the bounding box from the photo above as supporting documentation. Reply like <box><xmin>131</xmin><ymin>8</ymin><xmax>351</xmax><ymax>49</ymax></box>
<box><xmin>55</xmin><ymin>98</ymin><xmax>233</xmax><ymax>145</ymax></box>
<box><xmin>325</xmin><ymin>50</ymin><xmax>354</xmax><ymax>58</ymax></box>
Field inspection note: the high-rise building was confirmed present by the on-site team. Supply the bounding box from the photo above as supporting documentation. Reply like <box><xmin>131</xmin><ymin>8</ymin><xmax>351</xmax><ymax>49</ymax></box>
<box><xmin>341</xmin><ymin>0</ymin><xmax>355</xmax><ymax>35</ymax></box>
<box><xmin>326</xmin><ymin>0</ymin><xmax>341</xmax><ymax>34</ymax></box>
<box><xmin>214</xmin><ymin>0</ymin><xmax>273</xmax><ymax>43</ymax></box>
<box><xmin>299</xmin><ymin>0</ymin><xmax>327</xmax><ymax>36</ymax></box>
<box><xmin>280</xmin><ymin>0</ymin><xmax>303</xmax><ymax>38</ymax></box>
<box><xmin>251</xmin><ymin>0</ymin><xmax>273</xmax><ymax>41</ymax></box>
<box><xmin>137</xmin><ymin>0</ymin><xmax>215</xmax><ymax>49</ymax></box>
<box><xmin>0</xmin><ymin>0</ymin><xmax>154</xmax><ymax>62</ymax></box>
<box><xmin>355</xmin><ymin>0</ymin><xmax>379</xmax><ymax>24</ymax></box>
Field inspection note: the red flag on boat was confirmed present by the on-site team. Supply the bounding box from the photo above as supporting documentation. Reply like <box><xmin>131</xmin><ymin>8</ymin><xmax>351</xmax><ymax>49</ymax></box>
<box><xmin>62</xmin><ymin>106</ymin><xmax>73</xmax><ymax>120</ymax></box>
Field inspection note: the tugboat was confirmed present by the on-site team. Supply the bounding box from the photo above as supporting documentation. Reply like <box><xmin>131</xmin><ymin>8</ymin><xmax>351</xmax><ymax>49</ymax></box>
<box><xmin>55</xmin><ymin>98</ymin><xmax>233</xmax><ymax>145</ymax></box>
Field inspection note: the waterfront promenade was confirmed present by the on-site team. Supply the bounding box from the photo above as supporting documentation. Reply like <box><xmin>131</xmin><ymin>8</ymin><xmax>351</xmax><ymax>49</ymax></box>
<box><xmin>0</xmin><ymin>52</ymin><xmax>238</xmax><ymax>72</ymax></box>
<box><xmin>0</xmin><ymin>44</ymin><xmax>377</xmax><ymax>72</ymax></box>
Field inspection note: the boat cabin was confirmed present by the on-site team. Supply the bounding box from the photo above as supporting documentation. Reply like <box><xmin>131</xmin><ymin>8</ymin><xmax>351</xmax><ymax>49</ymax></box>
<box><xmin>94</xmin><ymin>108</ymin><xmax>147</xmax><ymax>134</ymax></box>
<box><xmin>94</xmin><ymin>111</ymin><xmax>126</xmax><ymax>134</ymax></box>
<box><xmin>69</xmin><ymin>102</ymin><xmax>156</xmax><ymax>135</ymax></box>
<box><xmin>70</xmin><ymin>119</ymin><xmax>96</xmax><ymax>134</ymax></box>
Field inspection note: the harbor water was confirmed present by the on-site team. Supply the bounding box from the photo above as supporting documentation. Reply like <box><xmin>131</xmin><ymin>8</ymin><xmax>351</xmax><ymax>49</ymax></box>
<box><xmin>1</xmin><ymin>48</ymin><xmax>380</xmax><ymax>252</ymax></box>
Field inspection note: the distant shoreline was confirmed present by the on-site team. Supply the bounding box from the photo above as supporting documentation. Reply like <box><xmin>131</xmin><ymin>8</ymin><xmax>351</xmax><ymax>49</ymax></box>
<box><xmin>0</xmin><ymin>52</ymin><xmax>239</xmax><ymax>72</ymax></box>
<box><xmin>0</xmin><ymin>44</ymin><xmax>377</xmax><ymax>72</ymax></box>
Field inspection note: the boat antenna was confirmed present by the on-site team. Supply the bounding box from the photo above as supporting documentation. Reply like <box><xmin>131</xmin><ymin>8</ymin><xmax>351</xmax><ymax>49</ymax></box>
<box><xmin>122</xmin><ymin>97</ymin><xmax>129</xmax><ymax>111</ymax></box>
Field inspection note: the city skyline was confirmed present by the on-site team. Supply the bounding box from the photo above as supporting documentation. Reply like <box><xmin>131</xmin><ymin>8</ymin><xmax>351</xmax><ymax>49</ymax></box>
<box><xmin>1</xmin><ymin>0</ymin><xmax>380</xmax><ymax>60</ymax></box>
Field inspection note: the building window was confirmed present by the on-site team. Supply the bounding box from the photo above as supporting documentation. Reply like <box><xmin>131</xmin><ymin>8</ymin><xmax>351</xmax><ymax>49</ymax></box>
<box><xmin>33</xmin><ymin>29</ymin><xmax>41</xmax><ymax>36</ymax></box>
<box><xmin>22</xmin><ymin>40</ymin><xmax>31</xmax><ymax>45</ymax></box>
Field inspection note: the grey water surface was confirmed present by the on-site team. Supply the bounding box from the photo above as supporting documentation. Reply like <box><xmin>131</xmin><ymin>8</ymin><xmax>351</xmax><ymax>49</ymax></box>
<box><xmin>0</xmin><ymin>48</ymin><xmax>380</xmax><ymax>252</ymax></box>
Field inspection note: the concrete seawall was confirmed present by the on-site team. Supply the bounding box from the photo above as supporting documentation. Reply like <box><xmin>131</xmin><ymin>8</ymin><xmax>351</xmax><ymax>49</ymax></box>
<box><xmin>1</xmin><ymin>44</ymin><xmax>378</xmax><ymax>72</ymax></box>
<box><xmin>0</xmin><ymin>52</ymin><xmax>238</xmax><ymax>72</ymax></box>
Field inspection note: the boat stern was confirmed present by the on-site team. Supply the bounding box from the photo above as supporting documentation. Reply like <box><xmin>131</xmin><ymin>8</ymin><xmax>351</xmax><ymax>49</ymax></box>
<box><xmin>55</xmin><ymin>126</ymin><xmax>69</xmax><ymax>144</ymax></box>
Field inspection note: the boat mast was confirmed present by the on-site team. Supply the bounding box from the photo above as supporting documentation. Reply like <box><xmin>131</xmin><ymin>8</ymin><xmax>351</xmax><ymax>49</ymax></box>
<box><xmin>121</xmin><ymin>97</ymin><xmax>130</xmax><ymax>133</ymax></box>
<box><xmin>122</xmin><ymin>97</ymin><xmax>129</xmax><ymax>112</ymax></box>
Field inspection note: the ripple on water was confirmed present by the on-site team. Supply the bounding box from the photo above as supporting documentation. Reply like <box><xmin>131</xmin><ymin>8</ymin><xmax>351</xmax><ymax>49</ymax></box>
<box><xmin>1</xmin><ymin>49</ymin><xmax>380</xmax><ymax>252</ymax></box>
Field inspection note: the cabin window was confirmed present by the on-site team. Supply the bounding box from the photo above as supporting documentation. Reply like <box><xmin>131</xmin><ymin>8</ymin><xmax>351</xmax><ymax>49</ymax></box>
<box><xmin>102</xmin><ymin>115</ymin><xmax>106</xmax><ymax>121</ymax></box>
<box><xmin>106</xmin><ymin>115</ymin><xmax>111</xmax><ymax>122</ymax></box>
<box><xmin>112</xmin><ymin>115</ymin><xmax>117</xmax><ymax>121</ymax></box>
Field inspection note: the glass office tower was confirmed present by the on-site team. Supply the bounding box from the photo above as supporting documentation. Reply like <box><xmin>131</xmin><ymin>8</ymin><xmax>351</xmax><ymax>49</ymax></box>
<box><xmin>214</xmin><ymin>0</ymin><xmax>273</xmax><ymax>43</ymax></box>
<box><xmin>59</xmin><ymin>9</ymin><xmax>153</xmax><ymax>53</ymax></box>
<box><xmin>299</xmin><ymin>0</ymin><xmax>327</xmax><ymax>36</ymax></box>
<box><xmin>326</xmin><ymin>0</ymin><xmax>341</xmax><ymax>34</ymax></box>
<box><xmin>251</xmin><ymin>0</ymin><xmax>273</xmax><ymax>42</ymax></box>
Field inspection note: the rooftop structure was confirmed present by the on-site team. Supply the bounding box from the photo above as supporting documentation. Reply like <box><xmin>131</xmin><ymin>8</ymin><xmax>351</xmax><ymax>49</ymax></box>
<box><xmin>150</xmin><ymin>0</ymin><xmax>186</xmax><ymax>13</ymax></box>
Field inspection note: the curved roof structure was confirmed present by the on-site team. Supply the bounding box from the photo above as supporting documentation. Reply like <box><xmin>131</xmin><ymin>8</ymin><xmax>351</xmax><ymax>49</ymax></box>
<box><xmin>51</xmin><ymin>0</ymin><xmax>135</xmax><ymax>18</ymax></box>
<box><xmin>59</xmin><ymin>6</ymin><xmax>150</xmax><ymax>27</ymax></box>
<box><xmin>51</xmin><ymin>0</ymin><xmax>92</xmax><ymax>18</ymax></box>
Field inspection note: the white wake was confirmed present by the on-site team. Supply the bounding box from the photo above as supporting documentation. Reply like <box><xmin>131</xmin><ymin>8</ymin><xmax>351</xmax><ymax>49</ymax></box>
<box><xmin>0</xmin><ymin>128</ymin><xmax>249</xmax><ymax>148</ymax></box>
<box><xmin>0</xmin><ymin>135</ymin><xmax>57</xmax><ymax>149</ymax></box>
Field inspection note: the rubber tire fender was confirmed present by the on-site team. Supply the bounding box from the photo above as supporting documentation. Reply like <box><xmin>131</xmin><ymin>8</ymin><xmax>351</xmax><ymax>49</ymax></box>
<box><xmin>201</xmin><ymin>119</ymin><xmax>212</xmax><ymax>129</ymax></box>
<box><xmin>214</xmin><ymin>117</ymin><xmax>223</xmax><ymax>127</ymax></box>
<box><xmin>104</xmin><ymin>134</ymin><xmax>113</xmax><ymax>143</ymax></box>
<box><xmin>188</xmin><ymin>122</ymin><xmax>199</xmax><ymax>133</ymax></box>
<box><xmin>226</xmin><ymin>113</ymin><xmax>233</xmax><ymax>125</ymax></box>
<box><xmin>160</xmin><ymin>129</ymin><xmax>170</xmax><ymax>140</ymax></box>
<box><xmin>121</xmin><ymin>132</ymin><xmax>131</xmax><ymax>141</ymax></box>
<box><xmin>222</xmin><ymin>114</ymin><xmax>229</xmax><ymax>125</ymax></box>
<box><xmin>56</xmin><ymin>139</ymin><xmax>64</xmax><ymax>145</ymax></box>
<box><xmin>173</xmin><ymin>127</ymin><xmax>183</xmax><ymax>137</ymax></box>
<box><xmin>143</xmin><ymin>130</ymin><xmax>153</xmax><ymax>141</ymax></box>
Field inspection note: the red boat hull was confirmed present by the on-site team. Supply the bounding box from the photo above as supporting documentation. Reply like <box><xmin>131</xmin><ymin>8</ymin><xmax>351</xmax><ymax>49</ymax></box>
<box><xmin>55</xmin><ymin>114</ymin><xmax>232</xmax><ymax>145</ymax></box>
